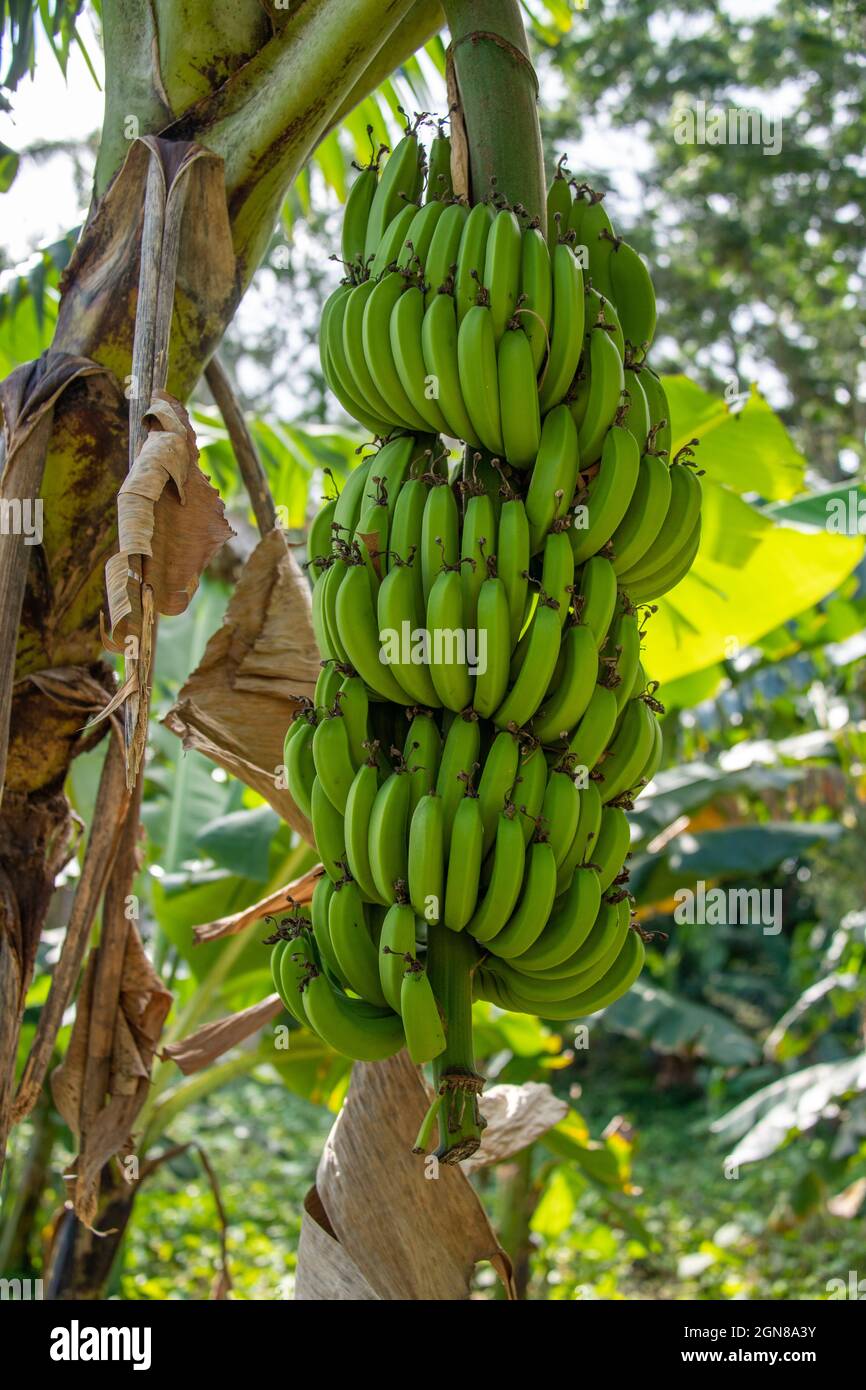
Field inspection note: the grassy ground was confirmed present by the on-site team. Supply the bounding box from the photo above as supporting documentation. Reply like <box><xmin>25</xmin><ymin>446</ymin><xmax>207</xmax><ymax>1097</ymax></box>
<box><xmin>526</xmin><ymin>1042</ymin><xmax>862</xmax><ymax>1301</ymax></box>
<box><xmin>118</xmin><ymin>1051</ymin><xmax>861</xmax><ymax>1300</ymax></box>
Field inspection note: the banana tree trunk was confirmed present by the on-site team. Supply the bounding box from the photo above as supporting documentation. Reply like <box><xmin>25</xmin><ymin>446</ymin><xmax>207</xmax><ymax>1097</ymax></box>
<box><xmin>0</xmin><ymin>0</ymin><xmax>443</xmax><ymax>1188</ymax></box>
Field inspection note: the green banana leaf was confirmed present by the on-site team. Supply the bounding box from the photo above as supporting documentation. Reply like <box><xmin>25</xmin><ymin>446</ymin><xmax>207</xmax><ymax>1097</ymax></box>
<box><xmin>710</xmin><ymin>1052</ymin><xmax>866</xmax><ymax>1166</ymax></box>
<box><xmin>603</xmin><ymin>980</ymin><xmax>761</xmax><ymax>1067</ymax></box>
<box><xmin>195</xmin><ymin>805</ymin><xmax>282</xmax><ymax>882</ymax></box>
<box><xmin>628</xmin><ymin>821</ymin><xmax>842</xmax><ymax>906</ymax></box>
<box><xmin>664</xmin><ymin>376</ymin><xmax>806</xmax><ymax>502</ymax></box>
<box><xmin>765</xmin><ymin>481</ymin><xmax>866</xmax><ymax>534</ymax></box>
<box><xmin>629</xmin><ymin>760</ymin><xmax>806</xmax><ymax>842</ymax></box>
<box><xmin>643</xmin><ymin>470</ymin><xmax>864</xmax><ymax>684</ymax></box>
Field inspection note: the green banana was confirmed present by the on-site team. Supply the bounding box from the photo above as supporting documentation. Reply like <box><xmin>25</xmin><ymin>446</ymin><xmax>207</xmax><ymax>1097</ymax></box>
<box><xmin>401</xmin><ymin>965</ymin><xmax>447</xmax><ymax>1062</ymax></box>
<box><xmin>460</xmin><ymin>489</ymin><xmax>495</xmax><ymax>630</ymax></box>
<box><xmin>575</xmin><ymin>324</ymin><xmax>625</xmax><ymax>466</ymax></box>
<box><xmin>487</xmin><ymin>899</ymin><xmax>629</xmax><ymax>1000</ymax></box>
<box><xmin>390</xmin><ymin>284</ymin><xmax>453</xmax><ymax>433</ymax></box>
<box><xmin>338</xmin><ymin>672</ymin><xmax>370</xmax><ymax>767</ymax></box>
<box><xmin>307</xmin><ymin>495</ymin><xmax>338</xmax><ymax>574</ymax></box>
<box><xmin>636</xmin><ymin>713</ymin><xmax>663</xmax><ymax>791</ymax></box>
<box><xmin>310</xmin><ymin>874</ymin><xmax>347</xmax><ymax>986</ymax></box>
<box><xmin>483</xmin><ymin>208</ymin><xmax>522</xmax><ymax>341</ymax></box>
<box><xmin>540</xmin><ymin>763</ymin><xmax>582</xmax><ymax>870</ymax></box>
<box><xmin>493</xmin><ymin>598</ymin><xmax>562</xmax><ymax>729</ymax></box>
<box><xmin>377</xmin><ymin>557</ymin><xmax>441</xmax><ymax>707</ymax></box>
<box><xmin>540</xmin><ymin>527</ymin><xmax>575</xmax><ymax>628</ymax></box>
<box><xmin>332</xmin><ymin>454</ymin><xmax>375</xmax><ymax>548</ymax></box>
<box><xmin>322</xmin><ymin>556</ymin><xmax>353</xmax><ymax>665</ymax></box>
<box><xmin>368</xmin><ymin>761</ymin><xmax>412</xmax><ymax>902</ymax></box>
<box><xmin>344</xmin><ymin>755</ymin><xmax>387</xmax><ymax>905</ymax></box>
<box><xmin>443</xmin><ymin>791</ymin><xmax>484</xmax><ymax>931</ymax></box>
<box><xmin>532</xmin><ymin>622</ymin><xmax>596</xmax><ymax>744</ymax></box>
<box><xmin>498</xmin><ymin>326</ymin><xmax>541</xmax><ymax>468</ymax></box>
<box><xmin>408</xmin><ymin>789</ymin><xmax>445</xmax><ymax>924</ymax></box>
<box><xmin>600</xmin><ymin>605</ymin><xmax>642</xmax><ymax>716</ymax></box>
<box><xmin>324</xmin><ymin>286</ymin><xmax>391</xmax><ymax>434</ymax></box>
<box><xmin>403</xmin><ymin>709</ymin><xmax>441</xmax><ymax>816</ymax></box>
<box><xmin>279</xmin><ymin>934</ymin><xmax>316</xmax><ymax>1025</ymax></box>
<box><xmin>335</xmin><ymin>560</ymin><xmax>413</xmax><ymax>704</ymax></box>
<box><xmin>575</xmin><ymin>555</ymin><xmax>618</xmax><ymax>648</ymax></box>
<box><xmin>539</xmin><ymin>240</ymin><xmax>584</xmax><ymax>413</ymax></box>
<box><xmin>354</xmin><ymin>473</ymin><xmax>390</xmax><ymax>591</ymax></box>
<box><xmin>286</xmin><ymin>716</ymin><xmax>316</xmax><ymax>821</ymax></box>
<box><xmin>313</xmin><ymin>660</ymin><xmax>343</xmax><ymax>714</ymax></box>
<box><xmin>583</xmin><ymin>285</ymin><xmax>625</xmax><ymax>360</ymax></box>
<box><xmin>379</xmin><ymin>899</ymin><xmax>417</xmax><ymax>1011</ymax></box>
<box><xmin>421</xmin><ymin>292</ymin><xmax>481</xmax><ymax>445</ymax></box>
<box><xmin>364</xmin><ymin>129</ymin><xmax>424</xmax><ymax>260</ymax></box>
<box><xmin>458</xmin><ymin>303</ymin><xmax>504</xmax><ymax>453</ymax></box>
<box><xmin>622</xmin><ymin>367</ymin><xmax>651</xmax><ymax>456</ymax></box>
<box><xmin>312</xmin><ymin>706</ymin><xmax>356</xmax><ymax>811</ymax></box>
<box><xmin>342</xmin><ymin>163</ymin><xmax>378</xmax><ymax>270</ymax></box>
<box><xmin>625</xmin><ymin>515</ymin><xmax>701</xmax><ymax>605</ymax></box>
<box><xmin>566</xmin><ymin>182</ymin><xmax>589</xmax><ymax>245</ymax></box>
<box><xmin>362</xmin><ymin>272</ymin><xmax>431</xmax><ymax>432</ymax></box>
<box><xmin>571</xmin><ymin>423</ymin><xmax>640</xmax><ymax>563</ymax></box>
<box><xmin>525</xmin><ymin>404</ymin><xmax>579</xmax><ymax>552</ymax></box>
<box><xmin>454</xmin><ymin>201</ymin><xmax>494</xmax><ymax>323</ymax></box>
<box><xmin>518</xmin><ymin>224</ymin><xmax>552</xmax><ymax>372</ymax></box>
<box><xmin>582</xmin><ymin>192</ymin><xmax>616</xmax><ymax>298</ymax></box>
<box><xmin>342</xmin><ymin>280</ymin><xmax>407</xmax><ymax>428</ymax></box>
<box><xmin>608</xmin><ymin>240</ymin><xmax>657</xmax><ymax>351</ymax></box>
<box><xmin>589</xmin><ymin>804</ymin><xmax>631</xmax><ymax>893</ymax></box>
<box><xmin>426</xmin><ymin>565</ymin><xmax>474</xmax><ymax>711</ymax></box>
<box><xmin>638</xmin><ymin>365</ymin><xmax>672</xmax><ymax>458</ymax></box>
<box><xmin>476</xmin><ymin>729</ymin><xmax>520</xmax><ymax>855</ymax></box>
<box><xmin>467</xmin><ymin>805</ymin><xmax>526</xmax><ymax>943</ymax></box>
<box><xmin>609</xmin><ymin>449</ymin><xmax>672</xmax><ymax>575</ymax></box>
<box><xmin>546</xmin><ymin>163</ymin><xmax>573</xmax><ymax>254</ymax></box>
<box><xmin>368</xmin><ymin>202</ymin><xmax>417</xmax><ymax>279</ymax></box>
<box><xmin>525</xmin><ymin>895</ymin><xmax>630</xmax><ymax>982</ymax></box>
<box><xmin>512</xmin><ymin>867</ymin><xmax>601</xmax><ymax>972</ymax></box>
<box><xmin>329</xmin><ymin>878</ymin><xmax>388</xmax><ymax>1005</ymax></box>
<box><xmin>598</xmin><ymin>697</ymin><xmax>656</xmax><ymax>804</ymax></box>
<box><xmin>485</xmin><ymin>926</ymin><xmax>645</xmax><ymax>1019</ymax></box>
<box><xmin>310</xmin><ymin>775</ymin><xmax>347</xmax><ymax>880</ymax></box>
<box><xmin>425</xmin><ymin>130</ymin><xmax>453</xmax><ymax>202</ymax></box>
<box><xmin>396</xmin><ymin>199</ymin><xmax>447</xmax><ymax>271</ymax></box>
<box><xmin>567</xmin><ymin>682</ymin><xmax>619</xmax><ymax>773</ymax></box>
<box><xmin>302</xmin><ymin>969</ymin><xmax>405</xmax><ymax>1060</ymax></box>
<box><xmin>390</xmin><ymin>475</ymin><xmax>429</xmax><ymax>575</ymax></box>
<box><xmin>424</xmin><ymin>202</ymin><xmax>468</xmax><ymax>303</ymax></box>
<box><xmin>486</xmin><ymin>838</ymin><xmax>558</xmax><ymax>958</ymax></box>
<box><xmin>272</xmin><ymin>940</ymin><xmax>304</xmax><ymax>1023</ymax></box>
<box><xmin>473</xmin><ymin>567</ymin><xmax>512</xmax><ymax>719</ymax></box>
<box><xmin>513</xmin><ymin>741</ymin><xmax>548</xmax><ymax>846</ymax></box>
<box><xmin>436</xmin><ymin>710</ymin><xmax>481</xmax><ymax>824</ymax></box>
<box><xmin>497</xmin><ymin>493</ymin><xmax>530</xmax><ymax>648</ymax></box>
<box><xmin>617</xmin><ymin>463</ymin><xmax>702</xmax><ymax>584</ymax></box>
<box><xmin>311</xmin><ymin>566</ymin><xmax>334</xmax><ymax>660</ymax></box>
<box><xmin>556</xmin><ymin>779</ymin><xmax>602</xmax><ymax>894</ymax></box>
<box><xmin>420</xmin><ymin>479</ymin><xmax>459</xmax><ymax>604</ymax></box>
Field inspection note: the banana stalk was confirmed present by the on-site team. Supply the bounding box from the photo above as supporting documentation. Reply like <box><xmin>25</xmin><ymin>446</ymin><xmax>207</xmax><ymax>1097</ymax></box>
<box><xmin>425</xmin><ymin>926</ymin><xmax>486</xmax><ymax>1162</ymax></box>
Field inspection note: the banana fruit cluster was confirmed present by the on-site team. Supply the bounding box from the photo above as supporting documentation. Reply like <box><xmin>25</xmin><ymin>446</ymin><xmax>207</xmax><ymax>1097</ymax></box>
<box><xmin>321</xmin><ymin>122</ymin><xmax>584</xmax><ymax>465</ymax></box>
<box><xmin>278</xmin><ymin>126</ymin><xmax>703</xmax><ymax>1117</ymax></box>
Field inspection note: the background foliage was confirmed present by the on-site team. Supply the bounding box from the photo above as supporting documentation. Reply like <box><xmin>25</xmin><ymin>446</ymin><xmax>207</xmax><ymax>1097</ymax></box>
<box><xmin>1</xmin><ymin>0</ymin><xmax>864</xmax><ymax>1301</ymax></box>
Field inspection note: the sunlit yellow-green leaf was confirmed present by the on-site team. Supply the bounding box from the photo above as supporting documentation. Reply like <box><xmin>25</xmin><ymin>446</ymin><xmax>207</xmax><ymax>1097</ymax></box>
<box><xmin>663</xmin><ymin>375</ymin><xmax>806</xmax><ymax>501</ymax></box>
<box><xmin>643</xmin><ymin>478</ymin><xmax>863</xmax><ymax>683</ymax></box>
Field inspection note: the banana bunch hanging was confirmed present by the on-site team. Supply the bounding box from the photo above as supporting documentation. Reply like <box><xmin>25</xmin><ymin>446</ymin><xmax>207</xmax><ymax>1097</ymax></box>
<box><xmin>276</xmin><ymin>119</ymin><xmax>703</xmax><ymax>1144</ymax></box>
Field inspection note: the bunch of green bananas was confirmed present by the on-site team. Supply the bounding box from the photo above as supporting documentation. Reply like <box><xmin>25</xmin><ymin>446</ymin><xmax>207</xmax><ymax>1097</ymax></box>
<box><xmin>277</xmin><ymin>130</ymin><xmax>704</xmax><ymax>1157</ymax></box>
<box><xmin>320</xmin><ymin>122</ymin><xmax>587</xmax><ymax>464</ymax></box>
